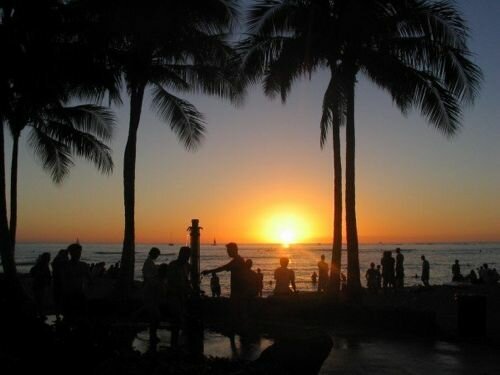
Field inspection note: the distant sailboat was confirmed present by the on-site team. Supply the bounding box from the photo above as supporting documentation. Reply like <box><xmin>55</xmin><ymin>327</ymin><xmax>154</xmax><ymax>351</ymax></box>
<box><xmin>212</xmin><ymin>238</ymin><xmax>217</xmax><ymax>246</ymax></box>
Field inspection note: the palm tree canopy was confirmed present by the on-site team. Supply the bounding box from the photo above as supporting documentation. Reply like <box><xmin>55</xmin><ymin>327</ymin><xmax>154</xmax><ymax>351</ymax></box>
<box><xmin>68</xmin><ymin>0</ymin><xmax>245</xmax><ymax>151</ymax></box>
<box><xmin>240</xmin><ymin>0</ymin><xmax>482</xmax><ymax>145</ymax></box>
<box><xmin>1</xmin><ymin>0</ymin><xmax>116</xmax><ymax>183</ymax></box>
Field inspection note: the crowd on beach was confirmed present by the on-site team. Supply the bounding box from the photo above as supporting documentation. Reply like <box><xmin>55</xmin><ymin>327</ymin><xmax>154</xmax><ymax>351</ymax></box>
<box><xmin>363</xmin><ymin>248</ymin><xmax>500</xmax><ymax>291</ymax></box>
<box><xmin>27</xmin><ymin>242</ymin><xmax>499</xmax><ymax>343</ymax></box>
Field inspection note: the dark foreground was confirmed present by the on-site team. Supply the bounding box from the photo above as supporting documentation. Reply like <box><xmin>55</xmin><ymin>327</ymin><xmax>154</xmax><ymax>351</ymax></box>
<box><xmin>1</xmin><ymin>276</ymin><xmax>499</xmax><ymax>374</ymax></box>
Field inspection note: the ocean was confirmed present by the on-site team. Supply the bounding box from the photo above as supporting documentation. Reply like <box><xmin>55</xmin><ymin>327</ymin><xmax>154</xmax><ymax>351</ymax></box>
<box><xmin>12</xmin><ymin>242</ymin><xmax>500</xmax><ymax>296</ymax></box>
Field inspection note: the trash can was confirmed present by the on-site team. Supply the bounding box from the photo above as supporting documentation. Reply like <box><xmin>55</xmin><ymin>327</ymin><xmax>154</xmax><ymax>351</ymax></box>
<box><xmin>456</xmin><ymin>294</ymin><xmax>487</xmax><ymax>338</ymax></box>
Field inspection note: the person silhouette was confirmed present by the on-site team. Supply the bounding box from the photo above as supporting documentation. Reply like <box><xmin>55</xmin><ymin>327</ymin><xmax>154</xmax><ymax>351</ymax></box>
<box><xmin>51</xmin><ymin>249</ymin><xmax>68</xmax><ymax>320</ymax></box>
<box><xmin>142</xmin><ymin>247</ymin><xmax>161</xmax><ymax>342</ymax></box>
<box><xmin>210</xmin><ymin>272</ymin><xmax>221</xmax><ymax>297</ymax></box>
<box><xmin>317</xmin><ymin>255</ymin><xmax>329</xmax><ymax>292</ymax></box>
<box><xmin>311</xmin><ymin>272</ymin><xmax>318</xmax><ymax>284</ymax></box>
<box><xmin>166</xmin><ymin>246</ymin><xmax>192</xmax><ymax>347</ymax></box>
<box><xmin>244</xmin><ymin>259</ymin><xmax>259</xmax><ymax>298</ymax></box>
<box><xmin>452</xmin><ymin>259</ymin><xmax>462</xmax><ymax>282</ymax></box>
<box><xmin>202</xmin><ymin>243</ymin><xmax>247</xmax><ymax>336</ymax></box>
<box><xmin>202</xmin><ymin>242</ymin><xmax>246</xmax><ymax>298</ymax></box>
<box><xmin>274</xmin><ymin>257</ymin><xmax>296</xmax><ymax>295</ymax></box>
<box><xmin>62</xmin><ymin>243</ymin><xmax>91</xmax><ymax>325</ymax></box>
<box><xmin>395</xmin><ymin>248</ymin><xmax>404</xmax><ymax>288</ymax></box>
<box><xmin>256</xmin><ymin>268</ymin><xmax>264</xmax><ymax>297</ymax></box>
<box><xmin>375</xmin><ymin>265</ymin><xmax>382</xmax><ymax>290</ymax></box>
<box><xmin>381</xmin><ymin>251</ymin><xmax>395</xmax><ymax>289</ymax></box>
<box><xmin>365</xmin><ymin>262</ymin><xmax>377</xmax><ymax>291</ymax></box>
<box><xmin>30</xmin><ymin>252</ymin><xmax>52</xmax><ymax>319</ymax></box>
<box><xmin>421</xmin><ymin>255</ymin><xmax>430</xmax><ymax>287</ymax></box>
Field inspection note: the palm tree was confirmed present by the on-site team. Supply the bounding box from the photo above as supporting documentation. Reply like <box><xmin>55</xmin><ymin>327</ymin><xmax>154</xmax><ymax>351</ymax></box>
<box><xmin>74</xmin><ymin>0</ymin><xmax>244</xmax><ymax>289</ymax></box>
<box><xmin>241</xmin><ymin>0</ymin><xmax>481</xmax><ymax>291</ymax></box>
<box><xmin>7</xmin><ymin>101</ymin><xmax>115</xmax><ymax>248</ymax></box>
<box><xmin>0</xmin><ymin>0</ymin><xmax>117</xmax><ymax>275</ymax></box>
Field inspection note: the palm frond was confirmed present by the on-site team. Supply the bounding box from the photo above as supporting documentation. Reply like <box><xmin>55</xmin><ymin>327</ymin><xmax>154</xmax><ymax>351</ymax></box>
<box><xmin>28</xmin><ymin>127</ymin><xmax>73</xmax><ymax>183</ymax></box>
<box><xmin>47</xmin><ymin>104</ymin><xmax>115</xmax><ymax>141</ymax></box>
<box><xmin>150</xmin><ymin>84</ymin><xmax>206</xmax><ymax>151</ymax></box>
<box><xmin>361</xmin><ymin>51</ymin><xmax>462</xmax><ymax>136</ymax></box>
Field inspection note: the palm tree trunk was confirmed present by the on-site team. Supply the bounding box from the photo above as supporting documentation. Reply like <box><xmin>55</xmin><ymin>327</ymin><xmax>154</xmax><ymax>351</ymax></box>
<box><xmin>330</xmin><ymin>121</ymin><xmax>342</xmax><ymax>293</ymax></box>
<box><xmin>0</xmin><ymin>118</ymin><xmax>16</xmax><ymax>278</ymax></box>
<box><xmin>120</xmin><ymin>83</ymin><xmax>145</xmax><ymax>291</ymax></box>
<box><xmin>9</xmin><ymin>132</ymin><xmax>19</xmax><ymax>249</ymax></box>
<box><xmin>345</xmin><ymin>76</ymin><xmax>361</xmax><ymax>290</ymax></box>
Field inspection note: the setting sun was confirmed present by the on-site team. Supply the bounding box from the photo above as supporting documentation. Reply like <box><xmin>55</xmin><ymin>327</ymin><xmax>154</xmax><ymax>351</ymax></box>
<box><xmin>279</xmin><ymin>228</ymin><xmax>296</xmax><ymax>246</ymax></box>
<box><xmin>261</xmin><ymin>211</ymin><xmax>312</xmax><ymax>245</ymax></box>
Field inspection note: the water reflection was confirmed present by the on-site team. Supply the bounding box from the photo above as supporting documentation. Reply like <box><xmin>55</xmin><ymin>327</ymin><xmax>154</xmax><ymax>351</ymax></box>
<box><xmin>132</xmin><ymin>329</ymin><xmax>273</xmax><ymax>360</ymax></box>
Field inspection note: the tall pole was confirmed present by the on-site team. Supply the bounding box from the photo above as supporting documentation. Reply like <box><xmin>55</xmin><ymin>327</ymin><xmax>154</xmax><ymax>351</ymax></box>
<box><xmin>188</xmin><ymin>219</ymin><xmax>201</xmax><ymax>295</ymax></box>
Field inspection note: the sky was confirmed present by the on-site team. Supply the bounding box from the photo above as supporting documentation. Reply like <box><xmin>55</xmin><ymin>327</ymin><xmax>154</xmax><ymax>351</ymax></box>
<box><xmin>5</xmin><ymin>0</ymin><xmax>500</xmax><ymax>245</ymax></box>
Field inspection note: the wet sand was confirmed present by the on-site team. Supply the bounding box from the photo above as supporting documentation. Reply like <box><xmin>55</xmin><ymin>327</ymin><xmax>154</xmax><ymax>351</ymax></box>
<box><xmin>320</xmin><ymin>336</ymin><xmax>500</xmax><ymax>374</ymax></box>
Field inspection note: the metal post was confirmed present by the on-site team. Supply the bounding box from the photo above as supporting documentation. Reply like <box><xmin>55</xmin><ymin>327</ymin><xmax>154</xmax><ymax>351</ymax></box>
<box><xmin>188</xmin><ymin>219</ymin><xmax>201</xmax><ymax>295</ymax></box>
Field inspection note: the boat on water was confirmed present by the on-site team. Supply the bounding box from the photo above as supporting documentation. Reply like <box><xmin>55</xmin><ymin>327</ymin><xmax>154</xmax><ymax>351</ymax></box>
<box><xmin>212</xmin><ymin>238</ymin><xmax>217</xmax><ymax>246</ymax></box>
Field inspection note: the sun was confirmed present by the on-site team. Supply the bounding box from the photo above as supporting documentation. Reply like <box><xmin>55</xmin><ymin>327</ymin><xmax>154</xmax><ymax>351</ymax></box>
<box><xmin>279</xmin><ymin>228</ymin><xmax>296</xmax><ymax>247</ymax></box>
<box><xmin>261</xmin><ymin>211</ymin><xmax>311</xmax><ymax>245</ymax></box>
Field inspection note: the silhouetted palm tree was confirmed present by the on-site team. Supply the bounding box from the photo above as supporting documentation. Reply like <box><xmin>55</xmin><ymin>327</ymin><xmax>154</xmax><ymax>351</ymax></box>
<box><xmin>0</xmin><ymin>0</ymin><xmax>117</xmax><ymax>277</ymax></box>
<box><xmin>74</xmin><ymin>0</ymin><xmax>244</xmax><ymax>288</ymax></box>
<box><xmin>241</xmin><ymin>0</ymin><xmax>481</xmax><ymax>291</ymax></box>
<box><xmin>7</xmin><ymin>101</ymin><xmax>114</xmax><ymax>248</ymax></box>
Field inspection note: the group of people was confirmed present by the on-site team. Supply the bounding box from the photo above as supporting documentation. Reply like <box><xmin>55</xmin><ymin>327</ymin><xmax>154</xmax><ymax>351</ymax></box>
<box><xmin>140</xmin><ymin>246</ymin><xmax>194</xmax><ymax>344</ymax></box>
<box><xmin>365</xmin><ymin>248</ymin><xmax>412</xmax><ymax>290</ymax></box>
<box><xmin>452</xmin><ymin>260</ymin><xmax>499</xmax><ymax>285</ymax></box>
<box><xmin>202</xmin><ymin>243</ymin><xmax>264</xmax><ymax>299</ymax></box>
<box><xmin>365</xmin><ymin>249</ymin><xmax>433</xmax><ymax>290</ymax></box>
<box><xmin>29</xmin><ymin>243</ymin><xmax>92</xmax><ymax>322</ymax></box>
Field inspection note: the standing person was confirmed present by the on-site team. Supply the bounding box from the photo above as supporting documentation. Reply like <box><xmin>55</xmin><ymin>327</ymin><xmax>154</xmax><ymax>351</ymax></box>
<box><xmin>210</xmin><ymin>272</ymin><xmax>221</xmax><ymax>298</ymax></box>
<box><xmin>365</xmin><ymin>262</ymin><xmax>377</xmax><ymax>291</ymax></box>
<box><xmin>274</xmin><ymin>257</ymin><xmax>296</xmax><ymax>295</ymax></box>
<box><xmin>51</xmin><ymin>249</ymin><xmax>68</xmax><ymax>320</ymax></box>
<box><xmin>62</xmin><ymin>243</ymin><xmax>91</xmax><ymax>324</ymax></box>
<box><xmin>381</xmin><ymin>251</ymin><xmax>395</xmax><ymax>289</ymax></box>
<box><xmin>311</xmin><ymin>272</ymin><xmax>318</xmax><ymax>284</ymax></box>
<box><xmin>30</xmin><ymin>252</ymin><xmax>52</xmax><ymax>319</ymax></box>
<box><xmin>317</xmin><ymin>255</ymin><xmax>329</xmax><ymax>292</ymax></box>
<box><xmin>244</xmin><ymin>259</ymin><xmax>259</xmax><ymax>298</ymax></box>
<box><xmin>202</xmin><ymin>243</ymin><xmax>246</xmax><ymax>335</ymax></box>
<box><xmin>256</xmin><ymin>268</ymin><xmax>264</xmax><ymax>297</ymax></box>
<box><xmin>166</xmin><ymin>246</ymin><xmax>192</xmax><ymax>347</ymax></box>
<box><xmin>452</xmin><ymin>260</ymin><xmax>462</xmax><ymax>282</ymax></box>
<box><xmin>142</xmin><ymin>247</ymin><xmax>161</xmax><ymax>342</ymax></box>
<box><xmin>375</xmin><ymin>265</ymin><xmax>382</xmax><ymax>290</ymax></box>
<box><xmin>201</xmin><ymin>242</ymin><xmax>246</xmax><ymax>298</ymax></box>
<box><xmin>395</xmin><ymin>248</ymin><xmax>405</xmax><ymax>288</ymax></box>
<box><xmin>421</xmin><ymin>256</ymin><xmax>430</xmax><ymax>287</ymax></box>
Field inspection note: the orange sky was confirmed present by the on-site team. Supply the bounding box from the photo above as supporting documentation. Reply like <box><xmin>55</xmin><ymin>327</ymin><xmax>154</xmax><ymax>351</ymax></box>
<box><xmin>7</xmin><ymin>0</ymin><xmax>500</xmax><ymax>245</ymax></box>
